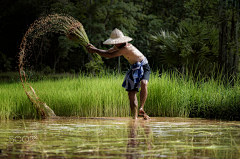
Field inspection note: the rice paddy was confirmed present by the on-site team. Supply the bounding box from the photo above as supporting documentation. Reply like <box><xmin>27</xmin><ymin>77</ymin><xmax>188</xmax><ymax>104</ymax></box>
<box><xmin>1</xmin><ymin>71</ymin><xmax>240</xmax><ymax>158</ymax></box>
<box><xmin>0</xmin><ymin>71</ymin><xmax>239</xmax><ymax>120</ymax></box>
<box><xmin>0</xmin><ymin>117</ymin><xmax>240</xmax><ymax>158</ymax></box>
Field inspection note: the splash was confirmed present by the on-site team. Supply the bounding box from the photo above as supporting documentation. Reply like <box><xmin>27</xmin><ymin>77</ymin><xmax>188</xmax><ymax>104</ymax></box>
<box><xmin>18</xmin><ymin>14</ymin><xmax>101</xmax><ymax>117</ymax></box>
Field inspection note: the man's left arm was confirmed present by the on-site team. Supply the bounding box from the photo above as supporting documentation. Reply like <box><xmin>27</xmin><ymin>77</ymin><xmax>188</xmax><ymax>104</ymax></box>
<box><xmin>87</xmin><ymin>44</ymin><xmax>126</xmax><ymax>58</ymax></box>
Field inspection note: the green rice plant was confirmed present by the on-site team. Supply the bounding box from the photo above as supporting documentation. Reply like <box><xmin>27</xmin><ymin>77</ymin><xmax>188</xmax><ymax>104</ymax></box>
<box><xmin>66</xmin><ymin>17</ymin><xmax>101</xmax><ymax>61</ymax></box>
<box><xmin>145</xmin><ymin>70</ymin><xmax>240</xmax><ymax>120</ymax></box>
<box><xmin>0</xmin><ymin>82</ymin><xmax>38</xmax><ymax>120</ymax></box>
<box><xmin>29</xmin><ymin>73</ymin><xmax>130</xmax><ymax>118</ymax></box>
<box><xmin>0</xmin><ymin>71</ymin><xmax>239</xmax><ymax>120</ymax></box>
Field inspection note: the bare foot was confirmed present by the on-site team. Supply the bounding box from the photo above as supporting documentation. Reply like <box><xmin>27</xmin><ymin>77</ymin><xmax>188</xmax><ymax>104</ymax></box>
<box><xmin>143</xmin><ymin>114</ymin><xmax>150</xmax><ymax>120</ymax></box>
<box><xmin>139</xmin><ymin>108</ymin><xmax>150</xmax><ymax>120</ymax></box>
<box><xmin>139</xmin><ymin>108</ymin><xmax>145</xmax><ymax>116</ymax></box>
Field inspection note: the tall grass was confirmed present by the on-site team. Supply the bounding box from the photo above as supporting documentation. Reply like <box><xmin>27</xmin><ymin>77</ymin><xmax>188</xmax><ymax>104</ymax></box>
<box><xmin>147</xmin><ymin>72</ymin><xmax>240</xmax><ymax>120</ymax></box>
<box><xmin>0</xmin><ymin>71</ymin><xmax>239</xmax><ymax>120</ymax></box>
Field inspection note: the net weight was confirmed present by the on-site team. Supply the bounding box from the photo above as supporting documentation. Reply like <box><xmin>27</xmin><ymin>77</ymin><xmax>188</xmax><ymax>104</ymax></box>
<box><xmin>9</xmin><ymin>136</ymin><xmax>37</xmax><ymax>143</ymax></box>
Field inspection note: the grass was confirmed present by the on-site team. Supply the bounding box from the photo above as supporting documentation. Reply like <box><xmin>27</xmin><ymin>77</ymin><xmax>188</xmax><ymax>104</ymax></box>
<box><xmin>148</xmin><ymin>72</ymin><xmax>240</xmax><ymax>120</ymax></box>
<box><xmin>0</xmin><ymin>71</ymin><xmax>239</xmax><ymax>120</ymax></box>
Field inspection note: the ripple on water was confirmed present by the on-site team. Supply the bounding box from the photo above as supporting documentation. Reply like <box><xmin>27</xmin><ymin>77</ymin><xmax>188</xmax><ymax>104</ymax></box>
<box><xmin>0</xmin><ymin>117</ymin><xmax>240</xmax><ymax>158</ymax></box>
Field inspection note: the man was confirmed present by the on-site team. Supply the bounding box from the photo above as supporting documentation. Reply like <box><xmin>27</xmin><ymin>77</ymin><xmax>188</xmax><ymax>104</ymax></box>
<box><xmin>86</xmin><ymin>28</ymin><xmax>151</xmax><ymax>120</ymax></box>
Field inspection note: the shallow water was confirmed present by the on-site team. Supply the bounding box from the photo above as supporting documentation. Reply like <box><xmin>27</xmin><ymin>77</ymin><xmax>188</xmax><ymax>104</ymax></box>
<box><xmin>0</xmin><ymin>117</ymin><xmax>240</xmax><ymax>158</ymax></box>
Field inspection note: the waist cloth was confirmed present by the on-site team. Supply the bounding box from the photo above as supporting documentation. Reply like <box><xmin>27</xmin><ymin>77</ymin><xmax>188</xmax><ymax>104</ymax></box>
<box><xmin>122</xmin><ymin>57</ymin><xmax>151</xmax><ymax>92</ymax></box>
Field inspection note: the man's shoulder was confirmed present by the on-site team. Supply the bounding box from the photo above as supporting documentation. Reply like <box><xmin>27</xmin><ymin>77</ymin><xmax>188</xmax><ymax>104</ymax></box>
<box><xmin>121</xmin><ymin>43</ymin><xmax>134</xmax><ymax>50</ymax></box>
<box><xmin>125</xmin><ymin>43</ymin><xmax>133</xmax><ymax>47</ymax></box>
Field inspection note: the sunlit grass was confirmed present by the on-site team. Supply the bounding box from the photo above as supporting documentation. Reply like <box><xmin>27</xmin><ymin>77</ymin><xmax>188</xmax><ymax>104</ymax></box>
<box><xmin>0</xmin><ymin>71</ymin><xmax>239</xmax><ymax>120</ymax></box>
<box><xmin>147</xmin><ymin>72</ymin><xmax>240</xmax><ymax>119</ymax></box>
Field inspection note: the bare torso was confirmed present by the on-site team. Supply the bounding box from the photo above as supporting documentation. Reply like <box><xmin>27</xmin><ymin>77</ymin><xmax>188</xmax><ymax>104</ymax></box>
<box><xmin>109</xmin><ymin>43</ymin><xmax>145</xmax><ymax>65</ymax></box>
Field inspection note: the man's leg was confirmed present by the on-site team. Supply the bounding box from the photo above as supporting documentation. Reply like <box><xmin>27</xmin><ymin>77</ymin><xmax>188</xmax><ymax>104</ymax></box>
<box><xmin>128</xmin><ymin>91</ymin><xmax>138</xmax><ymax>119</ymax></box>
<box><xmin>140</xmin><ymin>79</ymin><xmax>148</xmax><ymax>110</ymax></box>
<box><xmin>139</xmin><ymin>79</ymin><xmax>150</xmax><ymax>119</ymax></box>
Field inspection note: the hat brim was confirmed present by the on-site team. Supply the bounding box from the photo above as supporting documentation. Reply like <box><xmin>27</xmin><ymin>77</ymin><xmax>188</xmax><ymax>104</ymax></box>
<box><xmin>103</xmin><ymin>36</ymin><xmax>132</xmax><ymax>45</ymax></box>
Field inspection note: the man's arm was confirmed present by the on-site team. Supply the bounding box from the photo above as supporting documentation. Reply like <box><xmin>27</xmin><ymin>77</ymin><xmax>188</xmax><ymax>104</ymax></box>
<box><xmin>87</xmin><ymin>44</ymin><xmax>126</xmax><ymax>58</ymax></box>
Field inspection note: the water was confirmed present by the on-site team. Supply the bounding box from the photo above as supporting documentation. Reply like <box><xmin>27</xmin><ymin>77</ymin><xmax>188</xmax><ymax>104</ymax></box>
<box><xmin>0</xmin><ymin>117</ymin><xmax>240</xmax><ymax>158</ymax></box>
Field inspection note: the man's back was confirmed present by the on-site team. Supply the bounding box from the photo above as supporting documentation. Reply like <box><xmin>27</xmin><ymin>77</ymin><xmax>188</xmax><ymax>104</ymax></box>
<box><xmin>113</xmin><ymin>43</ymin><xmax>145</xmax><ymax>65</ymax></box>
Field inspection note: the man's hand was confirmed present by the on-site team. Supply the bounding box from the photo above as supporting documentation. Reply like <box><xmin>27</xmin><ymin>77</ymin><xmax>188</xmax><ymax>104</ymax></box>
<box><xmin>85</xmin><ymin>44</ymin><xmax>110</xmax><ymax>57</ymax></box>
<box><xmin>86</xmin><ymin>44</ymin><xmax>97</xmax><ymax>54</ymax></box>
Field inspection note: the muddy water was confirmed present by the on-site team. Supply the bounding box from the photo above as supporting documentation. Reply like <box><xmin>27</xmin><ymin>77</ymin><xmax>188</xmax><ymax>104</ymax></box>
<box><xmin>0</xmin><ymin>117</ymin><xmax>240</xmax><ymax>158</ymax></box>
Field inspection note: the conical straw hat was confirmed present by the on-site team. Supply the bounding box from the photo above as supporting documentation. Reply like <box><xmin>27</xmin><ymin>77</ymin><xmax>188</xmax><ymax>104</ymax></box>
<box><xmin>103</xmin><ymin>28</ymin><xmax>132</xmax><ymax>45</ymax></box>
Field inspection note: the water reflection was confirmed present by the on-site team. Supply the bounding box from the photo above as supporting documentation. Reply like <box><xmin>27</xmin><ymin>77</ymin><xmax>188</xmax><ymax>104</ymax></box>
<box><xmin>126</xmin><ymin>120</ymin><xmax>152</xmax><ymax>159</ymax></box>
<box><xmin>0</xmin><ymin>117</ymin><xmax>240</xmax><ymax>158</ymax></box>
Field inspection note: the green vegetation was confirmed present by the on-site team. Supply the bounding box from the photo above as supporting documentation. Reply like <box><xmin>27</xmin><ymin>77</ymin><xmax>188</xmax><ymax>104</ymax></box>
<box><xmin>1</xmin><ymin>0</ymin><xmax>239</xmax><ymax>77</ymax></box>
<box><xmin>1</xmin><ymin>72</ymin><xmax>239</xmax><ymax>120</ymax></box>
<box><xmin>149</xmin><ymin>20</ymin><xmax>219</xmax><ymax>78</ymax></box>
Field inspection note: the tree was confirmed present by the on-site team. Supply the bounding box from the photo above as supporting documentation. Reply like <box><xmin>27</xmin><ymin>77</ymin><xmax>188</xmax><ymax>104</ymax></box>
<box><xmin>184</xmin><ymin>0</ymin><xmax>239</xmax><ymax>81</ymax></box>
<box><xmin>0</xmin><ymin>51</ymin><xmax>13</xmax><ymax>71</ymax></box>
<box><xmin>132</xmin><ymin>0</ymin><xmax>187</xmax><ymax>69</ymax></box>
<box><xmin>218</xmin><ymin>0</ymin><xmax>239</xmax><ymax>80</ymax></box>
<box><xmin>149</xmin><ymin>19</ymin><xmax>219</xmax><ymax>78</ymax></box>
<box><xmin>184</xmin><ymin>0</ymin><xmax>219</xmax><ymax>22</ymax></box>
<box><xmin>73</xmin><ymin>0</ymin><xmax>144</xmax><ymax>71</ymax></box>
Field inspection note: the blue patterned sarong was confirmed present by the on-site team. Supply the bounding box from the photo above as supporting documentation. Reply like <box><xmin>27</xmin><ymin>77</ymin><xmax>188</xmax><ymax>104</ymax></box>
<box><xmin>122</xmin><ymin>57</ymin><xmax>148</xmax><ymax>91</ymax></box>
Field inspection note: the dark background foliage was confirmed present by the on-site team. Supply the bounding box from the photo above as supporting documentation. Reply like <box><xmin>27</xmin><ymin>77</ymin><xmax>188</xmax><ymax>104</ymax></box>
<box><xmin>0</xmin><ymin>0</ymin><xmax>239</xmax><ymax>77</ymax></box>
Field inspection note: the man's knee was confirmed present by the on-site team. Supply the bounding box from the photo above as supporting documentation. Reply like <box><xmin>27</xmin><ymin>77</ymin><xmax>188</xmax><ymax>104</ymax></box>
<box><xmin>128</xmin><ymin>91</ymin><xmax>137</xmax><ymax>99</ymax></box>
<box><xmin>141</xmin><ymin>80</ymin><xmax>148</xmax><ymax>88</ymax></box>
